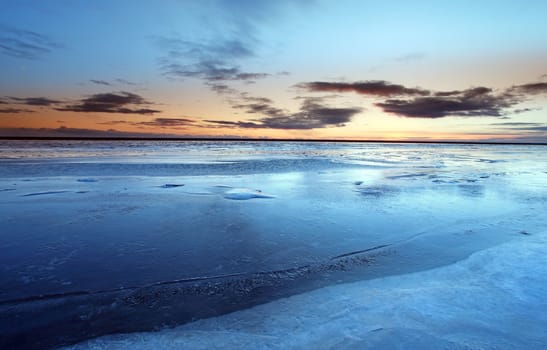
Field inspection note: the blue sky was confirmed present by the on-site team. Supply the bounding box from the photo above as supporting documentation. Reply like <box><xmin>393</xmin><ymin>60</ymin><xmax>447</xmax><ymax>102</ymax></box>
<box><xmin>1</xmin><ymin>0</ymin><xmax>546</xmax><ymax>141</ymax></box>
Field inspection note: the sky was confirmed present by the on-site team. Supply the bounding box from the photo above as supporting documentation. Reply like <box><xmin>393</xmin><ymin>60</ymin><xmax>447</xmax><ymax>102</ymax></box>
<box><xmin>0</xmin><ymin>0</ymin><xmax>546</xmax><ymax>142</ymax></box>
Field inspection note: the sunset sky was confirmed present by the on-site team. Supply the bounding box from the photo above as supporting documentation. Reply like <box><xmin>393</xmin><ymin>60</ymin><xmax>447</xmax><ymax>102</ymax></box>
<box><xmin>1</xmin><ymin>0</ymin><xmax>546</xmax><ymax>142</ymax></box>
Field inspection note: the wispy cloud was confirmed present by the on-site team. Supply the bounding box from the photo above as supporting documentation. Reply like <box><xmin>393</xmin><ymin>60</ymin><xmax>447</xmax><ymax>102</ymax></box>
<box><xmin>509</xmin><ymin>82</ymin><xmax>547</xmax><ymax>95</ymax></box>
<box><xmin>207</xmin><ymin>96</ymin><xmax>362</xmax><ymax>129</ymax></box>
<box><xmin>298</xmin><ymin>81</ymin><xmax>430</xmax><ymax>97</ymax></box>
<box><xmin>0</xmin><ymin>108</ymin><xmax>34</xmax><ymax>114</ymax></box>
<box><xmin>157</xmin><ymin>36</ymin><xmax>269</xmax><ymax>83</ymax></box>
<box><xmin>115</xmin><ymin>78</ymin><xmax>137</xmax><ymax>86</ymax></box>
<box><xmin>492</xmin><ymin>123</ymin><xmax>547</xmax><ymax>132</ymax></box>
<box><xmin>0</xmin><ymin>25</ymin><xmax>61</xmax><ymax>60</ymax></box>
<box><xmin>99</xmin><ymin>118</ymin><xmax>200</xmax><ymax>129</ymax></box>
<box><xmin>55</xmin><ymin>92</ymin><xmax>160</xmax><ymax>115</ymax></box>
<box><xmin>0</xmin><ymin>126</ymin><xmax>178</xmax><ymax>138</ymax></box>
<box><xmin>7</xmin><ymin>96</ymin><xmax>61</xmax><ymax>106</ymax></box>
<box><xmin>136</xmin><ymin>118</ymin><xmax>197</xmax><ymax>128</ymax></box>
<box><xmin>154</xmin><ymin>1</ymin><xmax>308</xmax><ymax>88</ymax></box>
<box><xmin>490</xmin><ymin>122</ymin><xmax>544</xmax><ymax>126</ymax></box>
<box><xmin>206</xmin><ymin>82</ymin><xmax>239</xmax><ymax>95</ymax></box>
<box><xmin>89</xmin><ymin>79</ymin><xmax>111</xmax><ymax>86</ymax></box>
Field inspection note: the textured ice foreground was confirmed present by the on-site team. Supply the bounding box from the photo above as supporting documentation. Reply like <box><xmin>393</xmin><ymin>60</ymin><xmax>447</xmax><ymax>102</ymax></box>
<box><xmin>1</xmin><ymin>140</ymin><xmax>546</xmax><ymax>349</ymax></box>
<box><xmin>66</xmin><ymin>231</ymin><xmax>547</xmax><ymax>350</ymax></box>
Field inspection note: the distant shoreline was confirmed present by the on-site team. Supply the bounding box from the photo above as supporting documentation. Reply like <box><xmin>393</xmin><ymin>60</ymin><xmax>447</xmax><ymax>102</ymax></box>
<box><xmin>0</xmin><ymin>136</ymin><xmax>545</xmax><ymax>146</ymax></box>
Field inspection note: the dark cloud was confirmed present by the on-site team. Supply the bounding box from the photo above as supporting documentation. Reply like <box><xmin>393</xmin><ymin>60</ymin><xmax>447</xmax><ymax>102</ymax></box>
<box><xmin>298</xmin><ymin>81</ymin><xmax>430</xmax><ymax>97</ymax></box>
<box><xmin>207</xmin><ymin>96</ymin><xmax>362</xmax><ymax>129</ymax></box>
<box><xmin>0</xmin><ymin>25</ymin><xmax>61</xmax><ymax>60</ymax></box>
<box><xmin>501</xmin><ymin>125</ymin><xmax>547</xmax><ymax>132</ymax></box>
<box><xmin>0</xmin><ymin>108</ymin><xmax>34</xmax><ymax>114</ymax></box>
<box><xmin>0</xmin><ymin>126</ymin><xmax>180</xmax><ymax>138</ymax></box>
<box><xmin>375</xmin><ymin>87</ymin><xmax>514</xmax><ymax>118</ymax></box>
<box><xmin>512</xmin><ymin>107</ymin><xmax>540</xmax><ymax>114</ymax></box>
<box><xmin>299</xmin><ymin>79</ymin><xmax>547</xmax><ymax>118</ymax></box>
<box><xmin>509</xmin><ymin>82</ymin><xmax>547</xmax><ymax>94</ymax></box>
<box><xmin>90</xmin><ymin>79</ymin><xmax>111</xmax><ymax>86</ymax></box>
<box><xmin>491</xmin><ymin>122</ymin><xmax>544</xmax><ymax>126</ymax></box>
<box><xmin>98</xmin><ymin>118</ymin><xmax>200</xmax><ymax>128</ymax></box>
<box><xmin>136</xmin><ymin>118</ymin><xmax>197</xmax><ymax>128</ymax></box>
<box><xmin>231</xmin><ymin>95</ymin><xmax>285</xmax><ymax>117</ymax></box>
<box><xmin>8</xmin><ymin>96</ymin><xmax>61</xmax><ymax>106</ymax></box>
<box><xmin>206</xmin><ymin>83</ymin><xmax>238</xmax><ymax>95</ymax></box>
<box><xmin>56</xmin><ymin>92</ymin><xmax>160</xmax><ymax>115</ymax></box>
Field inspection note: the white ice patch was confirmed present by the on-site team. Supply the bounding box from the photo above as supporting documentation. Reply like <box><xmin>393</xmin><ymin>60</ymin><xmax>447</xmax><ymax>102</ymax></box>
<box><xmin>223</xmin><ymin>188</ymin><xmax>275</xmax><ymax>200</ymax></box>
<box><xmin>65</xmin><ymin>232</ymin><xmax>547</xmax><ymax>350</ymax></box>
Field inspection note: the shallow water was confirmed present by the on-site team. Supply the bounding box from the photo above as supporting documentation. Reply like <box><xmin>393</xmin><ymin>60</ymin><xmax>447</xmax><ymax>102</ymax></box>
<box><xmin>0</xmin><ymin>141</ymin><xmax>546</xmax><ymax>349</ymax></box>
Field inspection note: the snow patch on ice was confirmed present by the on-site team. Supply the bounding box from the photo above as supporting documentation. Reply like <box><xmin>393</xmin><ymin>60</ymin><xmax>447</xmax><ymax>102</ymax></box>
<box><xmin>223</xmin><ymin>188</ymin><xmax>275</xmax><ymax>200</ymax></box>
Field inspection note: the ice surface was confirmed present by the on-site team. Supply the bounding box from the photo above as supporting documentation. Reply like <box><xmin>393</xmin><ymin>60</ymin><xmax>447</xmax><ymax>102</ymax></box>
<box><xmin>64</xmin><ymin>231</ymin><xmax>547</xmax><ymax>350</ymax></box>
<box><xmin>0</xmin><ymin>141</ymin><xmax>546</xmax><ymax>349</ymax></box>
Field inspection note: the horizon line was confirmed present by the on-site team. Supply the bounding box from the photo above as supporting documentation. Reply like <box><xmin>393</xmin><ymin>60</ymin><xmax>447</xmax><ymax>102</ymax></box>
<box><xmin>0</xmin><ymin>136</ymin><xmax>546</xmax><ymax>146</ymax></box>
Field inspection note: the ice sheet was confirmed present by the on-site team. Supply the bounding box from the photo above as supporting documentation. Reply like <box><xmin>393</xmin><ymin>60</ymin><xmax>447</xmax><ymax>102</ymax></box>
<box><xmin>64</xmin><ymin>230</ymin><xmax>547</xmax><ymax>350</ymax></box>
<box><xmin>1</xmin><ymin>141</ymin><xmax>546</xmax><ymax>349</ymax></box>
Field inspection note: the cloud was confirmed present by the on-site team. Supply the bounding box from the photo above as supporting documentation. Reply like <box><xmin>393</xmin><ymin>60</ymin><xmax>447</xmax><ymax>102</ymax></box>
<box><xmin>154</xmin><ymin>0</ymin><xmax>302</xmax><ymax>86</ymax></box>
<box><xmin>98</xmin><ymin>118</ymin><xmax>201</xmax><ymax>129</ymax></box>
<box><xmin>491</xmin><ymin>122</ymin><xmax>544</xmax><ymax>126</ymax></box>
<box><xmin>206</xmin><ymin>83</ymin><xmax>238</xmax><ymax>95</ymax></box>
<box><xmin>0</xmin><ymin>126</ymin><xmax>180</xmax><ymax>138</ymax></box>
<box><xmin>156</xmin><ymin>35</ymin><xmax>270</xmax><ymax>84</ymax></box>
<box><xmin>7</xmin><ymin>96</ymin><xmax>61</xmax><ymax>106</ymax></box>
<box><xmin>375</xmin><ymin>87</ymin><xmax>514</xmax><ymax>118</ymax></box>
<box><xmin>299</xmin><ymin>79</ymin><xmax>547</xmax><ymax>118</ymax></box>
<box><xmin>498</xmin><ymin>125</ymin><xmax>547</xmax><ymax>132</ymax></box>
<box><xmin>298</xmin><ymin>81</ymin><xmax>430</xmax><ymax>97</ymax></box>
<box><xmin>509</xmin><ymin>82</ymin><xmax>547</xmax><ymax>95</ymax></box>
<box><xmin>511</xmin><ymin>107</ymin><xmax>541</xmax><ymax>114</ymax></box>
<box><xmin>89</xmin><ymin>79</ymin><xmax>138</xmax><ymax>86</ymax></box>
<box><xmin>90</xmin><ymin>79</ymin><xmax>111</xmax><ymax>86</ymax></box>
<box><xmin>207</xmin><ymin>96</ymin><xmax>362</xmax><ymax>129</ymax></box>
<box><xmin>135</xmin><ymin>118</ymin><xmax>197</xmax><ymax>128</ymax></box>
<box><xmin>160</xmin><ymin>59</ymin><xmax>269</xmax><ymax>82</ymax></box>
<box><xmin>0</xmin><ymin>108</ymin><xmax>34</xmax><ymax>114</ymax></box>
<box><xmin>0</xmin><ymin>25</ymin><xmax>61</xmax><ymax>60</ymax></box>
<box><xmin>56</xmin><ymin>92</ymin><xmax>160</xmax><ymax>115</ymax></box>
<box><xmin>115</xmin><ymin>79</ymin><xmax>137</xmax><ymax>86</ymax></box>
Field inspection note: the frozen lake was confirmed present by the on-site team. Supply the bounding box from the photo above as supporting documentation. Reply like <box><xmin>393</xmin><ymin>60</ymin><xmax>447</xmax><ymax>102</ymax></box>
<box><xmin>0</xmin><ymin>140</ymin><xmax>546</xmax><ymax>349</ymax></box>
